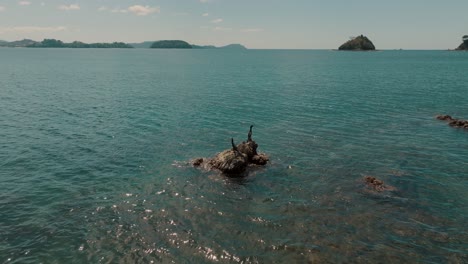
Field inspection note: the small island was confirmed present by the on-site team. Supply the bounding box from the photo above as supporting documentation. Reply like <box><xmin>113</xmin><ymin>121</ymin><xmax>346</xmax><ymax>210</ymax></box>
<box><xmin>150</xmin><ymin>40</ymin><xmax>192</xmax><ymax>49</ymax></box>
<box><xmin>455</xmin><ymin>35</ymin><xmax>468</xmax><ymax>50</ymax></box>
<box><xmin>338</xmin><ymin>35</ymin><xmax>376</xmax><ymax>51</ymax></box>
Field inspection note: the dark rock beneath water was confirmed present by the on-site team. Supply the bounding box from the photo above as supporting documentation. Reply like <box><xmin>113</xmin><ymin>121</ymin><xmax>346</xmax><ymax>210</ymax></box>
<box><xmin>364</xmin><ymin>176</ymin><xmax>396</xmax><ymax>192</ymax></box>
<box><xmin>436</xmin><ymin>114</ymin><xmax>468</xmax><ymax>129</ymax></box>
<box><xmin>435</xmin><ymin>115</ymin><xmax>453</xmax><ymax>121</ymax></box>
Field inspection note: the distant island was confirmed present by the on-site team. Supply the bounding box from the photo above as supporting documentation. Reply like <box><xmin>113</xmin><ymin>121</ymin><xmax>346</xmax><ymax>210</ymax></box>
<box><xmin>0</xmin><ymin>39</ymin><xmax>133</xmax><ymax>48</ymax></box>
<box><xmin>150</xmin><ymin>40</ymin><xmax>192</xmax><ymax>49</ymax></box>
<box><xmin>455</xmin><ymin>35</ymin><xmax>468</xmax><ymax>50</ymax></box>
<box><xmin>139</xmin><ymin>40</ymin><xmax>247</xmax><ymax>49</ymax></box>
<box><xmin>338</xmin><ymin>35</ymin><xmax>376</xmax><ymax>51</ymax></box>
<box><xmin>0</xmin><ymin>38</ymin><xmax>247</xmax><ymax>50</ymax></box>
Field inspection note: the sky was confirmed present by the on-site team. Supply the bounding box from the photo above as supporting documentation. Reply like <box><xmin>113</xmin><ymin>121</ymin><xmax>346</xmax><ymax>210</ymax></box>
<box><xmin>0</xmin><ymin>0</ymin><xmax>467</xmax><ymax>49</ymax></box>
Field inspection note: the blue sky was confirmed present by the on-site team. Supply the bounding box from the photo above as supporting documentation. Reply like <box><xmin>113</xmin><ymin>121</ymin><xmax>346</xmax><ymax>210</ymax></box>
<box><xmin>0</xmin><ymin>0</ymin><xmax>467</xmax><ymax>49</ymax></box>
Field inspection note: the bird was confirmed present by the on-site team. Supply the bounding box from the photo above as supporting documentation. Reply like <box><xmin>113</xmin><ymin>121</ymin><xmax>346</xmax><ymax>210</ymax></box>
<box><xmin>231</xmin><ymin>138</ymin><xmax>238</xmax><ymax>151</ymax></box>
<box><xmin>247</xmin><ymin>125</ymin><xmax>253</xmax><ymax>142</ymax></box>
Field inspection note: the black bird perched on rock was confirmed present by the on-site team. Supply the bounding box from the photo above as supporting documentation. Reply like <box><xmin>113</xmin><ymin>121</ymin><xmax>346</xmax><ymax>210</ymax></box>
<box><xmin>231</xmin><ymin>138</ymin><xmax>238</xmax><ymax>151</ymax></box>
<box><xmin>247</xmin><ymin>125</ymin><xmax>253</xmax><ymax>142</ymax></box>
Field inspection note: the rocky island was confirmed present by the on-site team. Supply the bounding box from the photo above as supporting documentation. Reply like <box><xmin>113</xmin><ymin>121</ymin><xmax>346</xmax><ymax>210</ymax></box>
<box><xmin>338</xmin><ymin>35</ymin><xmax>376</xmax><ymax>51</ymax></box>
<box><xmin>455</xmin><ymin>35</ymin><xmax>468</xmax><ymax>50</ymax></box>
<box><xmin>191</xmin><ymin>126</ymin><xmax>269</xmax><ymax>176</ymax></box>
<box><xmin>150</xmin><ymin>40</ymin><xmax>192</xmax><ymax>49</ymax></box>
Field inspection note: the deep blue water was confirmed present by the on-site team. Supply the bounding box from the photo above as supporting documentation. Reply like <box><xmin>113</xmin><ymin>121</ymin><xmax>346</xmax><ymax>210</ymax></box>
<box><xmin>1</xmin><ymin>48</ymin><xmax>467</xmax><ymax>263</ymax></box>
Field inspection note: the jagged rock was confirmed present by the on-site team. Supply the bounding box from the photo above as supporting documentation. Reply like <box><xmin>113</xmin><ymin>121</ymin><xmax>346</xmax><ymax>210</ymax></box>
<box><xmin>251</xmin><ymin>153</ymin><xmax>269</xmax><ymax>165</ymax></box>
<box><xmin>209</xmin><ymin>149</ymin><xmax>248</xmax><ymax>175</ymax></box>
<box><xmin>191</xmin><ymin>126</ymin><xmax>269</xmax><ymax>176</ymax></box>
<box><xmin>338</xmin><ymin>35</ymin><xmax>376</xmax><ymax>51</ymax></box>
<box><xmin>237</xmin><ymin>141</ymin><xmax>258</xmax><ymax>161</ymax></box>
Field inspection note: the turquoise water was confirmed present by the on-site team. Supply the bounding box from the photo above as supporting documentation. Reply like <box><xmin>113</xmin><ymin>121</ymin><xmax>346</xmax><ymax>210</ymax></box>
<box><xmin>1</xmin><ymin>49</ymin><xmax>467</xmax><ymax>263</ymax></box>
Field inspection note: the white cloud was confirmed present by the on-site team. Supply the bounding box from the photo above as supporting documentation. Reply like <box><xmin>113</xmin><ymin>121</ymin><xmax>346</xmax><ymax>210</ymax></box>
<box><xmin>0</xmin><ymin>26</ymin><xmax>67</xmax><ymax>34</ymax></box>
<box><xmin>128</xmin><ymin>5</ymin><xmax>160</xmax><ymax>16</ymax></box>
<box><xmin>58</xmin><ymin>4</ymin><xmax>80</xmax><ymax>11</ymax></box>
<box><xmin>202</xmin><ymin>13</ymin><xmax>209</xmax><ymax>17</ymax></box>
<box><xmin>111</xmin><ymin>8</ymin><xmax>128</xmax><ymax>14</ymax></box>
<box><xmin>0</xmin><ymin>6</ymin><xmax>5</xmax><ymax>11</ymax></box>
<box><xmin>241</xmin><ymin>28</ymin><xmax>264</xmax><ymax>33</ymax></box>
<box><xmin>213</xmin><ymin>26</ymin><xmax>231</xmax><ymax>32</ymax></box>
<box><xmin>97</xmin><ymin>6</ymin><xmax>108</xmax><ymax>12</ymax></box>
<box><xmin>211</xmin><ymin>18</ymin><xmax>223</xmax><ymax>23</ymax></box>
<box><xmin>19</xmin><ymin>1</ymin><xmax>31</xmax><ymax>6</ymax></box>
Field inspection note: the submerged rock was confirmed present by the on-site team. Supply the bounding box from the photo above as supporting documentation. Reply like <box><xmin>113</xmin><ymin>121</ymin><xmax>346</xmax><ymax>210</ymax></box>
<box><xmin>191</xmin><ymin>126</ymin><xmax>269</xmax><ymax>176</ymax></box>
<box><xmin>435</xmin><ymin>115</ymin><xmax>454</xmax><ymax>121</ymax></box>
<box><xmin>338</xmin><ymin>35</ymin><xmax>376</xmax><ymax>51</ymax></box>
<box><xmin>436</xmin><ymin>114</ymin><xmax>468</xmax><ymax>129</ymax></box>
<box><xmin>363</xmin><ymin>176</ymin><xmax>396</xmax><ymax>192</ymax></box>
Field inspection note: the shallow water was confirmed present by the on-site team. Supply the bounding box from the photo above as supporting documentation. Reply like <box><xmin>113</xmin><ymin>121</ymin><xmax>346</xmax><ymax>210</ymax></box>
<box><xmin>1</xmin><ymin>49</ymin><xmax>467</xmax><ymax>263</ymax></box>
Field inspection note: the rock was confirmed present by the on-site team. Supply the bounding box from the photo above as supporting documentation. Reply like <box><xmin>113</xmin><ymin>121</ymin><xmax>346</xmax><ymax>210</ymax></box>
<box><xmin>338</xmin><ymin>35</ymin><xmax>376</xmax><ymax>51</ymax></box>
<box><xmin>209</xmin><ymin>149</ymin><xmax>248</xmax><ymax>175</ymax></box>
<box><xmin>436</xmin><ymin>114</ymin><xmax>468</xmax><ymax>129</ymax></box>
<box><xmin>191</xmin><ymin>158</ymin><xmax>204</xmax><ymax>167</ymax></box>
<box><xmin>237</xmin><ymin>141</ymin><xmax>258</xmax><ymax>161</ymax></box>
<box><xmin>455</xmin><ymin>35</ymin><xmax>468</xmax><ymax>50</ymax></box>
<box><xmin>435</xmin><ymin>115</ymin><xmax>453</xmax><ymax>121</ymax></box>
<box><xmin>191</xmin><ymin>126</ymin><xmax>269</xmax><ymax>176</ymax></box>
<box><xmin>251</xmin><ymin>153</ymin><xmax>269</xmax><ymax>165</ymax></box>
<box><xmin>455</xmin><ymin>42</ymin><xmax>467</xmax><ymax>50</ymax></box>
<box><xmin>364</xmin><ymin>176</ymin><xmax>396</xmax><ymax>192</ymax></box>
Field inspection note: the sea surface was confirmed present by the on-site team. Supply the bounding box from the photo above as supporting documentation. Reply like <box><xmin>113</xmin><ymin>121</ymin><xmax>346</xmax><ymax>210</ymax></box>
<box><xmin>1</xmin><ymin>48</ymin><xmax>467</xmax><ymax>263</ymax></box>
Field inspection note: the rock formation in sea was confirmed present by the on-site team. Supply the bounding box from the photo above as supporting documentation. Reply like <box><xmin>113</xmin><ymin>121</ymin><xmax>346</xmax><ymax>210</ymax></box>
<box><xmin>436</xmin><ymin>115</ymin><xmax>468</xmax><ymax>129</ymax></box>
<box><xmin>191</xmin><ymin>126</ymin><xmax>269</xmax><ymax>176</ymax></box>
<box><xmin>338</xmin><ymin>35</ymin><xmax>376</xmax><ymax>51</ymax></box>
<box><xmin>455</xmin><ymin>35</ymin><xmax>468</xmax><ymax>50</ymax></box>
<box><xmin>363</xmin><ymin>176</ymin><xmax>396</xmax><ymax>192</ymax></box>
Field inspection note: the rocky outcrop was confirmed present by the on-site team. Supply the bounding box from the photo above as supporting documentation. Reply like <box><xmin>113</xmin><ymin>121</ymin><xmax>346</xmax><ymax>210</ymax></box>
<box><xmin>436</xmin><ymin>115</ymin><xmax>468</xmax><ymax>129</ymax></box>
<box><xmin>338</xmin><ymin>35</ymin><xmax>376</xmax><ymax>51</ymax></box>
<box><xmin>191</xmin><ymin>126</ymin><xmax>269</xmax><ymax>176</ymax></box>
<box><xmin>208</xmin><ymin>148</ymin><xmax>248</xmax><ymax>174</ymax></box>
<box><xmin>455</xmin><ymin>42</ymin><xmax>467</xmax><ymax>50</ymax></box>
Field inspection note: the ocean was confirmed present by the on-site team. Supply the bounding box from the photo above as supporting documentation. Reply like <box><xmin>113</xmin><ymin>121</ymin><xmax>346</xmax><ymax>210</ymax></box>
<box><xmin>1</xmin><ymin>48</ymin><xmax>467</xmax><ymax>263</ymax></box>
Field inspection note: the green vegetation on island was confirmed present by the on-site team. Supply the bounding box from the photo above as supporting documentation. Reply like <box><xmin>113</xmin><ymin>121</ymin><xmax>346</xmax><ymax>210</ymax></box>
<box><xmin>1</xmin><ymin>39</ymin><xmax>248</xmax><ymax>50</ymax></box>
<box><xmin>130</xmin><ymin>41</ymin><xmax>247</xmax><ymax>49</ymax></box>
<box><xmin>0</xmin><ymin>39</ymin><xmax>37</xmax><ymax>47</ymax></box>
<box><xmin>27</xmin><ymin>39</ymin><xmax>133</xmax><ymax>48</ymax></box>
<box><xmin>338</xmin><ymin>35</ymin><xmax>376</xmax><ymax>51</ymax></box>
<box><xmin>0</xmin><ymin>39</ymin><xmax>133</xmax><ymax>48</ymax></box>
<box><xmin>150</xmin><ymin>40</ymin><xmax>192</xmax><ymax>49</ymax></box>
